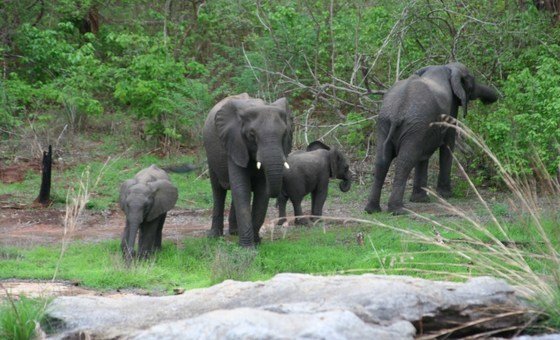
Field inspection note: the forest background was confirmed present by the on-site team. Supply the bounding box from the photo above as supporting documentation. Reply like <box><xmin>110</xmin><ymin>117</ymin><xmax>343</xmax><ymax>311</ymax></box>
<box><xmin>1</xmin><ymin>0</ymin><xmax>560</xmax><ymax>186</ymax></box>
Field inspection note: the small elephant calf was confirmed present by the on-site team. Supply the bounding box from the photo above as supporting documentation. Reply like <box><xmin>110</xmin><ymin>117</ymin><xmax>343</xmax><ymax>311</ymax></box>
<box><xmin>278</xmin><ymin>141</ymin><xmax>352</xmax><ymax>225</ymax></box>
<box><xmin>119</xmin><ymin>165</ymin><xmax>178</xmax><ymax>261</ymax></box>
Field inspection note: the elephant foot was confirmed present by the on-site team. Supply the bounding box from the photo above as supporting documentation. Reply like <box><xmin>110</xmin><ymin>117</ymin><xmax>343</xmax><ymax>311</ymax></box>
<box><xmin>228</xmin><ymin>227</ymin><xmax>238</xmax><ymax>236</ymax></box>
<box><xmin>388</xmin><ymin>202</ymin><xmax>407</xmax><ymax>215</ymax></box>
<box><xmin>364</xmin><ymin>202</ymin><xmax>382</xmax><ymax>214</ymax></box>
<box><xmin>410</xmin><ymin>192</ymin><xmax>430</xmax><ymax>203</ymax></box>
<box><xmin>389</xmin><ymin>207</ymin><xmax>408</xmax><ymax>216</ymax></box>
<box><xmin>436</xmin><ymin>187</ymin><xmax>453</xmax><ymax>199</ymax></box>
<box><xmin>295</xmin><ymin>217</ymin><xmax>311</xmax><ymax>226</ymax></box>
<box><xmin>207</xmin><ymin>228</ymin><xmax>224</xmax><ymax>238</ymax></box>
<box><xmin>239</xmin><ymin>240</ymin><xmax>257</xmax><ymax>248</ymax></box>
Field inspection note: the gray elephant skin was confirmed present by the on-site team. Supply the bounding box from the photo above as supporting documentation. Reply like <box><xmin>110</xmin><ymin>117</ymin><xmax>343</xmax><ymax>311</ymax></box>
<box><xmin>365</xmin><ymin>62</ymin><xmax>498</xmax><ymax>215</ymax></box>
<box><xmin>119</xmin><ymin>165</ymin><xmax>178</xmax><ymax>261</ymax></box>
<box><xmin>203</xmin><ymin>93</ymin><xmax>293</xmax><ymax>247</ymax></box>
<box><xmin>278</xmin><ymin>141</ymin><xmax>351</xmax><ymax>225</ymax></box>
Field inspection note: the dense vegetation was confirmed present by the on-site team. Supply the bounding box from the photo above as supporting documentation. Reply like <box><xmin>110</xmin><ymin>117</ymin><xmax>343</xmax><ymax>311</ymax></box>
<box><xmin>1</xmin><ymin>1</ymin><xmax>560</xmax><ymax>336</ymax></box>
<box><xmin>1</xmin><ymin>0</ymin><xmax>559</xmax><ymax>179</ymax></box>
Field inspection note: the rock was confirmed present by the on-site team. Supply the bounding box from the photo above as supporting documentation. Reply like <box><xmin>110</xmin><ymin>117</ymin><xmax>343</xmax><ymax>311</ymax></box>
<box><xmin>46</xmin><ymin>273</ymin><xmax>531</xmax><ymax>339</ymax></box>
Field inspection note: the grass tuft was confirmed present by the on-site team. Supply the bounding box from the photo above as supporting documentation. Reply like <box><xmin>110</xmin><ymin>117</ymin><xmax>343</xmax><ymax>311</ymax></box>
<box><xmin>0</xmin><ymin>295</ymin><xmax>47</xmax><ymax>340</ymax></box>
<box><xmin>210</xmin><ymin>241</ymin><xmax>258</xmax><ymax>284</ymax></box>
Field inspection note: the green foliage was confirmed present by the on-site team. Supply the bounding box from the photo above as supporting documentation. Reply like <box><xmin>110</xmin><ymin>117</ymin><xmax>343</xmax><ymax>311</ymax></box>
<box><xmin>3</xmin><ymin>0</ymin><xmax>560</xmax><ymax>178</ymax></box>
<box><xmin>113</xmin><ymin>42</ymin><xmax>212</xmax><ymax>141</ymax></box>
<box><xmin>0</xmin><ymin>296</ymin><xmax>46</xmax><ymax>340</ymax></box>
<box><xmin>343</xmin><ymin>112</ymin><xmax>374</xmax><ymax>151</ymax></box>
<box><xmin>474</xmin><ymin>48</ymin><xmax>560</xmax><ymax>176</ymax></box>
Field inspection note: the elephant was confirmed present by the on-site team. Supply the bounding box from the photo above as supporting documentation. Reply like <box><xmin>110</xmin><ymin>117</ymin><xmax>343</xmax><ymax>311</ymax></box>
<box><xmin>119</xmin><ymin>164</ymin><xmax>178</xmax><ymax>261</ymax></box>
<box><xmin>203</xmin><ymin>93</ymin><xmax>293</xmax><ymax>247</ymax></box>
<box><xmin>277</xmin><ymin>141</ymin><xmax>351</xmax><ymax>225</ymax></box>
<box><xmin>364</xmin><ymin>62</ymin><xmax>498</xmax><ymax>215</ymax></box>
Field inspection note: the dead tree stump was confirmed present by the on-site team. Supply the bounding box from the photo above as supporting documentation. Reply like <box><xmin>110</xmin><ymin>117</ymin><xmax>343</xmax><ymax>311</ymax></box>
<box><xmin>35</xmin><ymin>145</ymin><xmax>52</xmax><ymax>206</ymax></box>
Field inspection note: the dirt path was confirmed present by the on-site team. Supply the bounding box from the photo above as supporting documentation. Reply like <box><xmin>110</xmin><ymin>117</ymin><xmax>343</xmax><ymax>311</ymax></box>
<box><xmin>0</xmin><ymin>207</ymin><xmax>212</xmax><ymax>247</ymax></box>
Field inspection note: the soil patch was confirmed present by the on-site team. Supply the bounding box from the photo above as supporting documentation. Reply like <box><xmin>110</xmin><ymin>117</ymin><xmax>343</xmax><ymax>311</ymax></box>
<box><xmin>0</xmin><ymin>208</ymin><xmax>211</xmax><ymax>247</ymax></box>
<box><xmin>0</xmin><ymin>159</ymin><xmax>41</xmax><ymax>184</ymax></box>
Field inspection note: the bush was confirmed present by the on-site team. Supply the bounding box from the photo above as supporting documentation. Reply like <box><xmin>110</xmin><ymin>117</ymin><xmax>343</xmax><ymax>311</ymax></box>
<box><xmin>112</xmin><ymin>35</ymin><xmax>212</xmax><ymax>143</ymax></box>
<box><xmin>0</xmin><ymin>296</ymin><xmax>46</xmax><ymax>340</ymax></box>
<box><xmin>476</xmin><ymin>49</ymin><xmax>560</xmax><ymax>177</ymax></box>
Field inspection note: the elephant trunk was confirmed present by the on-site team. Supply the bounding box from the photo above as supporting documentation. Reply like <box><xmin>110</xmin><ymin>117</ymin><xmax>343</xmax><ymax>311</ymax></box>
<box><xmin>260</xmin><ymin>146</ymin><xmax>285</xmax><ymax>198</ymax></box>
<box><xmin>339</xmin><ymin>178</ymin><xmax>351</xmax><ymax>192</ymax></box>
<box><xmin>473</xmin><ymin>83</ymin><xmax>499</xmax><ymax>105</ymax></box>
<box><xmin>121</xmin><ymin>218</ymin><xmax>140</xmax><ymax>261</ymax></box>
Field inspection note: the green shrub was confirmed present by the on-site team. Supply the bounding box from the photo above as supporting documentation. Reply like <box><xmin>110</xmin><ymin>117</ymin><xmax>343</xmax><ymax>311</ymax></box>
<box><xmin>478</xmin><ymin>49</ymin><xmax>560</xmax><ymax>177</ymax></box>
<box><xmin>0</xmin><ymin>296</ymin><xmax>46</xmax><ymax>340</ymax></box>
<box><xmin>113</xmin><ymin>38</ymin><xmax>212</xmax><ymax>143</ymax></box>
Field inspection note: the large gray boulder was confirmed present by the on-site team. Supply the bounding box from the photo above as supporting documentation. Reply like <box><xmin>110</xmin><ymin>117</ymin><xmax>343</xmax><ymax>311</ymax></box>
<box><xmin>46</xmin><ymin>273</ymin><xmax>530</xmax><ymax>339</ymax></box>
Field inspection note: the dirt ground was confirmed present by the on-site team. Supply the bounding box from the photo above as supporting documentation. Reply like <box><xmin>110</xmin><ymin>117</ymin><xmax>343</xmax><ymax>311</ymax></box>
<box><xmin>0</xmin><ymin>158</ymin><xmax>512</xmax><ymax>301</ymax></box>
<box><xmin>0</xmin><ymin>203</ymin><xmax>216</xmax><ymax>299</ymax></box>
<box><xmin>0</xmin><ymin>207</ymin><xmax>211</xmax><ymax>247</ymax></box>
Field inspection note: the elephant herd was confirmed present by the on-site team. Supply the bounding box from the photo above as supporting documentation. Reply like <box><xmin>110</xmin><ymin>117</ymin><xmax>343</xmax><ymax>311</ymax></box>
<box><xmin>119</xmin><ymin>62</ymin><xmax>499</xmax><ymax>260</ymax></box>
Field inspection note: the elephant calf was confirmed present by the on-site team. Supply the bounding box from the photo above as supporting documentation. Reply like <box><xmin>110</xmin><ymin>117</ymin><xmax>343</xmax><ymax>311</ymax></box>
<box><xmin>119</xmin><ymin>165</ymin><xmax>178</xmax><ymax>261</ymax></box>
<box><xmin>278</xmin><ymin>141</ymin><xmax>351</xmax><ymax>225</ymax></box>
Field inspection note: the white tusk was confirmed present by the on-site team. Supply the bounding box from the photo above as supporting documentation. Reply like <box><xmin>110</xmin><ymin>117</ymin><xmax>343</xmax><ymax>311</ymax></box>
<box><xmin>284</xmin><ymin>162</ymin><xmax>290</xmax><ymax>169</ymax></box>
<box><xmin>257</xmin><ymin>162</ymin><xmax>261</xmax><ymax>169</ymax></box>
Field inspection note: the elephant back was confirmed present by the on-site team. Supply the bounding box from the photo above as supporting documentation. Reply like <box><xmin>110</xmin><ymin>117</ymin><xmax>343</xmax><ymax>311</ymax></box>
<box><xmin>134</xmin><ymin>164</ymin><xmax>170</xmax><ymax>183</ymax></box>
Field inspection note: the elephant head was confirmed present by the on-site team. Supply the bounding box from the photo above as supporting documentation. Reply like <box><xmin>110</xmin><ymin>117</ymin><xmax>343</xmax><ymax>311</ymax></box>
<box><xmin>119</xmin><ymin>171</ymin><xmax>178</xmax><ymax>260</ymax></box>
<box><xmin>215</xmin><ymin>98</ymin><xmax>293</xmax><ymax>198</ymax></box>
<box><xmin>415</xmin><ymin>62</ymin><xmax>499</xmax><ymax>118</ymax></box>
<box><xmin>307</xmin><ymin>141</ymin><xmax>352</xmax><ymax>192</ymax></box>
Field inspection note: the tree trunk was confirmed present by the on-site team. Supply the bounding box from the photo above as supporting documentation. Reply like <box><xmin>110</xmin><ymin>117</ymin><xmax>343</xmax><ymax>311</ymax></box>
<box><xmin>35</xmin><ymin>145</ymin><xmax>52</xmax><ymax>206</ymax></box>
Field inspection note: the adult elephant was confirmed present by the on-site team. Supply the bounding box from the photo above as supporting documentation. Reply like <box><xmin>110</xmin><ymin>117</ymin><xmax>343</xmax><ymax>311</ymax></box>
<box><xmin>364</xmin><ymin>62</ymin><xmax>498</xmax><ymax>215</ymax></box>
<box><xmin>119</xmin><ymin>165</ymin><xmax>179</xmax><ymax>261</ymax></box>
<box><xmin>277</xmin><ymin>141</ymin><xmax>351</xmax><ymax>225</ymax></box>
<box><xmin>203</xmin><ymin>93</ymin><xmax>293</xmax><ymax>247</ymax></box>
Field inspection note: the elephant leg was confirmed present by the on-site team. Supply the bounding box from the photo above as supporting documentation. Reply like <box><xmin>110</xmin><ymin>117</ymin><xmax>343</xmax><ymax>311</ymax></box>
<box><xmin>155</xmin><ymin>213</ymin><xmax>166</xmax><ymax>250</ymax></box>
<box><xmin>410</xmin><ymin>160</ymin><xmax>430</xmax><ymax>202</ymax></box>
<box><xmin>277</xmin><ymin>194</ymin><xmax>288</xmax><ymax>225</ymax></box>
<box><xmin>228</xmin><ymin>163</ymin><xmax>255</xmax><ymax>247</ymax></box>
<box><xmin>311</xmin><ymin>186</ymin><xmax>328</xmax><ymax>221</ymax></box>
<box><xmin>251</xmin><ymin>175</ymin><xmax>269</xmax><ymax>244</ymax></box>
<box><xmin>437</xmin><ymin>133</ymin><xmax>456</xmax><ymax>198</ymax></box>
<box><xmin>365</xmin><ymin>142</ymin><xmax>393</xmax><ymax>213</ymax></box>
<box><xmin>209</xmin><ymin>170</ymin><xmax>226</xmax><ymax>237</ymax></box>
<box><xmin>138</xmin><ymin>220</ymin><xmax>159</xmax><ymax>259</ymax></box>
<box><xmin>388</xmin><ymin>155</ymin><xmax>417</xmax><ymax>215</ymax></box>
<box><xmin>292</xmin><ymin>197</ymin><xmax>310</xmax><ymax>226</ymax></box>
<box><xmin>228</xmin><ymin>201</ymin><xmax>238</xmax><ymax>235</ymax></box>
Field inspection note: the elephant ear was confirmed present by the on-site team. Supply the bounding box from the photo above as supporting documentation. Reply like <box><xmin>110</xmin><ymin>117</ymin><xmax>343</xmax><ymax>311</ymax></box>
<box><xmin>272</xmin><ymin>97</ymin><xmax>293</xmax><ymax>155</ymax></box>
<box><xmin>448</xmin><ymin>64</ymin><xmax>470</xmax><ymax>118</ymax></box>
<box><xmin>146</xmin><ymin>179</ymin><xmax>178</xmax><ymax>222</ymax></box>
<box><xmin>329</xmin><ymin>149</ymin><xmax>342</xmax><ymax>179</ymax></box>
<box><xmin>119</xmin><ymin>179</ymin><xmax>137</xmax><ymax>212</ymax></box>
<box><xmin>215</xmin><ymin>100</ymin><xmax>249</xmax><ymax>168</ymax></box>
<box><xmin>307</xmin><ymin>140</ymin><xmax>330</xmax><ymax>152</ymax></box>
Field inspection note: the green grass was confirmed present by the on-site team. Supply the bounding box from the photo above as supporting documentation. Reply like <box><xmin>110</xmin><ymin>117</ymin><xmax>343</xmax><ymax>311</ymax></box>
<box><xmin>0</xmin><ymin>154</ymin><xmax>212</xmax><ymax>210</ymax></box>
<box><xmin>1</xmin><ymin>214</ymin><xmax>557</xmax><ymax>293</ymax></box>
<box><xmin>0</xmin><ymin>296</ymin><xmax>48</xmax><ymax>340</ymax></box>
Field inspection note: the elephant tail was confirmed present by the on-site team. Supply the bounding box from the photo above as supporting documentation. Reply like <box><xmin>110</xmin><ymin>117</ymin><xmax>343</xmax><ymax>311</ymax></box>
<box><xmin>162</xmin><ymin>164</ymin><xmax>198</xmax><ymax>173</ymax></box>
<box><xmin>382</xmin><ymin>122</ymin><xmax>398</xmax><ymax>163</ymax></box>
